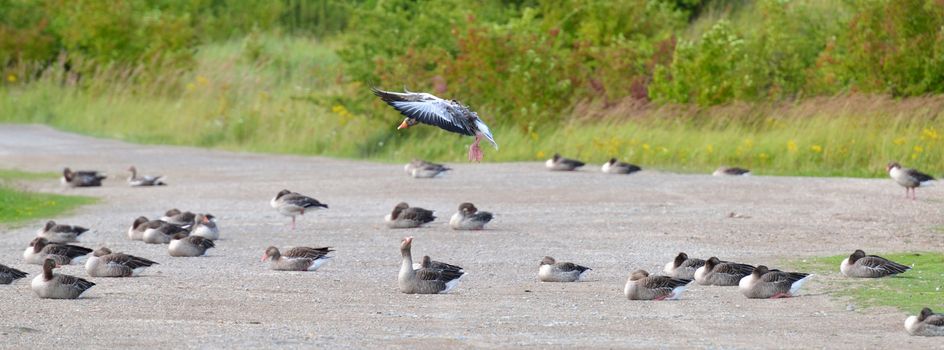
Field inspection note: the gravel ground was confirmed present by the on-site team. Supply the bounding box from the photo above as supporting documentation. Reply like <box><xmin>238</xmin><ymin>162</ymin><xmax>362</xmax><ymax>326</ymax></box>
<box><xmin>0</xmin><ymin>124</ymin><xmax>941</xmax><ymax>349</ymax></box>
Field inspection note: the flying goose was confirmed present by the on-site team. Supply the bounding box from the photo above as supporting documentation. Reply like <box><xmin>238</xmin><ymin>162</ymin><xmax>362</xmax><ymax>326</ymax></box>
<box><xmin>738</xmin><ymin>265</ymin><xmax>812</xmax><ymax>299</ymax></box>
<box><xmin>694</xmin><ymin>257</ymin><xmax>755</xmax><ymax>286</ymax></box>
<box><xmin>887</xmin><ymin>162</ymin><xmax>934</xmax><ymax>200</ymax></box>
<box><xmin>905</xmin><ymin>307</ymin><xmax>944</xmax><ymax>336</ymax></box>
<box><xmin>372</xmin><ymin>88</ymin><xmax>498</xmax><ymax>162</ymax></box>
<box><xmin>623</xmin><ymin>269</ymin><xmax>692</xmax><ymax>300</ymax></box>
<box><xmin>168</xmin><ymin>233</ymin><xmax>215</xmax><ymax>257</ymax></box>
<box><xmin>663</xmin><ymin>252</ymin><xmax>706</xmax><ymax>280</ymax></box>
<box><xmin>142</xmin><ymin>220</ymin><xmax>191</xmax><ymax>244</ymax></box>
<box><xmin>160</xmin><ymin>208</ymin><xmax>197</xmax><ymax>226</ymax></box>
<box><xmin>270</xmin><ymin>189</ymin><xmax>328</xmax><ymax>230</ymax></box>
<box><xmin>261</xmin><ymin>246</ymin><xmax>333</xmax><ymax>271</ymax></box>
<box><xmin>398</xmin><ymin>236</ymin><xmax>464</xmax><ymax>294</ymax></box>
<box><xmin>840</xmin><ymin>249</ymin><xmax>911</xmax><ymax>278</ymax></box>
<box><xmin>713</xmin><ymin>167</ymin><xmax>751</xmax><ymax>176</ymax></box>
<box><xmin>404</xmin><ymin>159</ymin><xmax>452</xmax><ymax>178</ymax></box>
<box><xmin>190</xmin><ymin>214</ymin><xmax>220</xmax><ymax>240</ymax></box>
<box><xmin>601</xmin><ymin>158</ymin><xmax>641</xmax><ymax>174</ymax></box>
<box><xmin>546</xmin><ymin>153</ymin><xmax>585</xmax><ymax>171</ymax></box>
<box><xmin>449</xmin><ymin>202</ymin><xmax>493</xmax><ymax>230</ymax></box>
<box><xmin>127</xmin><ymin>166</ymin><xmax>166</xmax><ymax>186</ymax></box>
<box><xmin>23</xmin><ymin>238</ymin><xmax>92</xmax><ymax>265</ymax></box>
<box><xmin>386</xmin><ymin>202</ymin><xmax>436</xmax><ymax>228</ymax></box>
<box><xmin>538</xmin><ymin>256</ymin><xmax>591</xmax><ymax>282</ymax></box>
<box><xmin>32</xmin><ymin>258</ymin><xmax>95</xmax><ymax>299</ymax></box>
<box><xmin>128</xmin><ymin>216</ymin><xmax>150</xmax><ymax>240</ymax></box>
<box><xmin>85</xmin><ymin>247</ymin><xmax>159</xmax><ymax>277</ymax></box>
<box><xmin>61</xmin><ymin>167</ymin><xmax>106</xmax><ymax>187</ymax></box>
<box><xmin>36</xmin><ymin>220</ymin><xmax>89</xmax><ymax>243</ymax></box>
<box><xmin>0</xmin><ymin>263</ymin><xmax>28</xmax><ymax>284</ymax></box>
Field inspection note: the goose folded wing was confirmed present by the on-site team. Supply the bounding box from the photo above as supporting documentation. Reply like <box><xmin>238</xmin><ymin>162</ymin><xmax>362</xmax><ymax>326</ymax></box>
<box><xmin>59</xmin><ymin>274</ymin><xmax>95</xmax><ymax>290</ymax></box>
<box><xmin>401</xmin><ymin>208</ymin><xmax>435</xmax><ymax>222</ymax></box>
<box><xmin>861</xmin><ymin>256</ymin><xmax>910</xmax><ymax>273</ymax></box>
<box><xmin>556</xmin><ymin>262</ymin><xmax>591</xmax><ymax>273</ymax></box>
<box><xmin>0</xmin><ymin>264</ymin><xmax>28</xmax><ymax>279</ymax></box>
<box><xmin>284</xmin><ymin>194</ymin><xmax>327</xmax><ymax>209</ymax></box>
<box><xmin>105</xmin><ymin>253</ymin><xmax>158</xmax><ymax>269</ymax></box>
<box><xmin>716</xmin><ymin>262</ymin><xmax>755</xmax><ymax>276</ymax></box>
<box><xmin>284</xmin><ymin>247</ymin><xmax>333</xmax><ymax>259</ymax></box>
<box><xmin>643</xmin><ymin>276</ymin><xmax>690</xmax><ymax>292</ymax></box>
<box><xmin>47</xmin><ymin>244</ymin><xmax>92</xmax><ymax>258</ymax></box>
<box><xmin>906</xmin><ymin>169</ymin><xmax>935</xmax><ymax>182</ymax></box>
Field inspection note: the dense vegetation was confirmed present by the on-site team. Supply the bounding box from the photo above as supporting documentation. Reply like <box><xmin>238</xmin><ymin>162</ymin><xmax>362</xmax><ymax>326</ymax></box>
<box><xmin>1</xmin><ymin>0</ymin><xmax>943</xmax><ymax>176</ymax></box>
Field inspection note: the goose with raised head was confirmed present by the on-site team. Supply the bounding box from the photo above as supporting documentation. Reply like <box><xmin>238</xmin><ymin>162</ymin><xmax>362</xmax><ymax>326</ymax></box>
<box><xmin>85</xmin><ymin>247</ymin><xmax>159</xmax><ymax>277</ymax></box>
<box><xmin>270</xmin><ymin>189</ymin><xmax>328</xmax><ymax>230</ymax></box>
<box><xmin>738</xmin><ymin>265</ymin><xmax>812</xmax><ymax>299</ymax></box>
<box><xmin>23</xmin><ymin>238</ymin><xmax>92</xmax><ymax>265</ymax></box>
<box><xmin>624</xmin><ymin>269</ymin><xmax>692</xmax><ymax>300</ymax></box>
<box><xmin>663</xmin><ymin>252</ymin><xmax>706</xmax><ymax>280</ymax></box>
<box><xmin>32</xmin><ymin>258</ymin><xmax>95</xmax><ymax>299</ymax></box>
<box><xmin>61</xmin><ymin>167</ymin><xmax>106</xmax><ymax>187</ymax></box>
<box><xmin>840</xmin><ymin>249</ymin><xmax>911</xmax><ymax>278</ymax></box>
<box><xmin>887</xmin><ymin>162</ymin><xmax>935</xmax><ymax>200</ymax></box>
<box><xmin>538</xmin><ymin>256</ymin><xmax>591</xmax><ymax>282</ymax></box>
<box><xmin>36</xmin><ymin>220</ymin><xmax>89</xmax><ymax>243</ymax></box>
<box><xmin>405</xmin><ymin>159</ymin><xmax>451</xmax><ymax>178</ymax></box>
<box><xmin>398</xmin><ymin>237</ymin><xmax>464</xmax><ymax>294</ymax></box>
<box><xmin>386</xmin><ymin>202</ymin><xmax>436</xmax><ymax>228</ymax></box>
<box><xmin>0</xmin><ymin>263</ymin><xmax>28</xmax><ymax>284</ymax></box>
<box><xmin>546</xmin><ymin>153</ymin><xmax>585</xmax><ymax>171</ymax></box>
<box><xmin>905</xmin><ymin>307</ymin><xmax>944</xmax><ymax>336</ymax></box>
<box><xmin>449</xmin><ymin>202</ymin><xmax>493</xmax><ymax>230</ymax></box>
<box><xmin>694</xmin><ymin>257</ymin><xmax>754</xmax><ymax>286</ymax></box>
<box><xmin>168</xmin><ymin>233</ymin><xmax>215</xmax><ymax>257</ymax></box>
<box><xmin>127</xmin><ymin>166</ymin><xmax>166</xmax><ymax>186</ymax></box>
<box><xmin>602</xmin><ymin>158</ymin><xmax>641</xmax><ymax>174</ymax></box>
<box><xmin>261</xmin><ymin>246</ymin><xmax>333</xmax><ymax>271</ymax></box>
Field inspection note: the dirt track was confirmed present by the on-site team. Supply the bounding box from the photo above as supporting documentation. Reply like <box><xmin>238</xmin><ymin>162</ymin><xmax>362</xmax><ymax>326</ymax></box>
<box><xmin>0</xmin><ymin>124</ymin><xmax>941</xmax><ymax>349</ymax></box>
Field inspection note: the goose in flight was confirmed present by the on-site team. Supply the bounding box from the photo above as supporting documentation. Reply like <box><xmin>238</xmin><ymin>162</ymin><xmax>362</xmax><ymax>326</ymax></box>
<box><xmin>372</xmin><ymin>87</ymin><xmax>498</xmax><ymax>162</ymax></box>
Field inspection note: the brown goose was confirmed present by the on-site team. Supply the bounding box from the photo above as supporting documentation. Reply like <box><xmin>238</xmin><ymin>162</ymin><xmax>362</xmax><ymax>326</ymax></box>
<box><xmin>663</xmin><ymin>252</ymin><xmax>706</xmax><ymax>280</ymax></box>
<box><xmin>127</xmin><ymin>166</ymin><xmax>166</xmax><ymax>186</ymax></box>
<box><xmin>270</xmin><ymin>189</ymin><xmax>328</xmax><ymax>230</ymax></box>
<box><xmin>538</xmin><ymin>256</ymin><xmax>591</xmax><ymax>282</ymax></box>
<box><xmin>601</xmin><ymin>158</ymin><xmax>641</xmax><ymax>174</ymax></box>
<box><xmin>887</xmin><ymin>162</ymin><xmax>935</xmax><ymax>200</ymax></box>
<box><xmin>398</xmin><ymin>237</ymin><xmax>464</xmax><ymax>294</ymax></box>
<box><xmin>61</xmin><ymin>167</ymin><xmax>106</xmax><ymax>187</ymax></box>
<box><xmin>36</xmin><ymin>220</ymin><xmax>89</xmax><ymax>243</ymax></box>
<box><xmin>160</xmin><ymin>208</ymin><xmax>197</xmax><ymax>226</ymax></box>
<box><xmin>623</xmin><ymin>269</ymin><xmax>692</xmax><ymax>300</ymax></box>
<box><xmin>905</xmin><ymin>307</ymin><xmax>944</xmax><ymax>336</ymax></box>
<box><xmin>261</xmin><ymin>246</ymin><xmax>333</xmax><ymax>271</ymax></box>
<box><xmin>694</xmin><ymin>257</ymin><xmax>754</xmax><ymax>286</ymax></box>
<box><xmin>713</xmin><ymin>166</ymin><xmax>751</xmax><ymax>176</ymax></box>
<box><xmin>449</xmin><ymin>202</ymin><xmax>493</xmax><ymax>230</ymax></box>
<box><xmin>85</xmin><ymin>247</ymin><xmax>159</xmax><ymax>277</ymax></box>
<box><xmin>142</xmin><ymin>220</ymin><xmax>190</xmax><ymax>244</ymax></box>
<box><xmin>0</xmin><ymin>263</ymin><xmax>28</xmax><ymax>284</ymax></box>
<box><xmin>405</xmin><ymin>159</ymin><xmax>451</xmax><ymax>178</ymax></box>
<box><xmin>738</xmin><ymin>265</ymin><xmax>812</xmax><ymax>299</ymax></box>
<box><xmin>840</xmin><ymin>249</ymin><xmax>911</xmax><ymax>278</ymax></box>
<box><xmin>546</xmin><ymin>153</ymin><xmax>585</xmax><ymax>171</ymax></box>
<box><xmin>23</xmin><ymin>238</ymin><xmax>92</xmax><ymax>265</ymax></box>
<box><xmin>31</xmin><ymin>258</ymin><xmax>95</xmax><ymax>299</ymax></box>
<box><xmin>168</xmin><ymin>233</ymin><xmax>215</xmax><ymax>257</ymax></box>
<box><xmin>386</xmin><ymin>202</ymin><xmax>436</xmax><ymax>228</ymax></box>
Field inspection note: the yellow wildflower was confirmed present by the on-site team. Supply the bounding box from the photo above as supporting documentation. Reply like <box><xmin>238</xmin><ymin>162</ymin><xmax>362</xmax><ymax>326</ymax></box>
<box><xmin>642</xmin><ymin>144</ymin><xmax>650</xmax><ymax>151</ymax></box>
<box><xmin>787</xmin><ymin>140</ymin><xmax>797</xmax><ymax>153</ymax></box>
<box><xmin>6</xmin><ymin>74</ymin><xmax>16</xmax><ymax>83</ymax></box>
<box><xmin>893</xmin><ymin>137</ymin><xmax>906</xmax><ymax>145</ymax></box>
<box><xmin>536</xmin><ymin>151</ymin><xmax>545</xmax><ymax>159</ymax></box>
<box><xmin>705</xmin><ymin>144</ymin><xmax>714</xmax><ymax>154</ymax></box>
<box><xmin>921</xmin><ymin>128</ymin><xmax>939</xmax><ymax>140</ymax></box>
<box><xmin>913</xmin><ymin>145</ymin><xmax>923</xmax><ymax>153</ymax></box>
<box><xmin>810</xmin><ymin>145</ymin><xmax>823</xmax><ymax>153</ymax></box>
<box><xmin>758</xmin><ymin>152</ymin><xmax>769</xmax><ymax>161</ymax></box>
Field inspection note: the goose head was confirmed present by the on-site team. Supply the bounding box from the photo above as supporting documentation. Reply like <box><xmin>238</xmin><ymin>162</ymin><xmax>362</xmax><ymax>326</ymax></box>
<box><xmin>673</xmin><ymin>252</ymin><xmax>689</xmax><ymax>269</ymax></box>
<box><xmin>704</xmin><ymin>257</ymin><xmax>721</xmax><ymax>271</ymax></box>
<box><xmin>132</xmin><ymin>216</ymin><xmax>149</xmax><ymax>230</ymax></box>
<box><xmin>848</xmin><ymin>249</ymin><xmax>866</xmax><ymax>264</ymax></box>
<box><xmin>42</xmin><ymin>220</ymin><xmax>56</xmax><ymax>232</ymax></box>
<box><xmin>397</xmin><ymin>118</ymin><xmax>418</xmax><ymax>130</ymax></box>
<box><xmin>539</xmin><ymin>256</ymin><xmax>556</xmax><ymax>266</ymax></box>
<box><xmin>93</xmin><ymin>247</ymin><xmax>112</xmax><ymax>257</ymax></box>
<box><xmin>274</xmin><ymin>189</ymin><xmax>292</xmax><ymax>200</ymax></box>
<box><xmin>391</xmin><ymin>202</ymin><xmax>410</xmax><ymax>220</ymax></box>
<box><xmin>886</xmin><ymin>161</ymin><xmax>901</xmax><ymax>172</ymax></box>
<box><xmin>458</xmin><ymin>202</ymin><xmax>478</xmax><ymax>215</ymax></box>
<box><xmin>919</xmin><ymin>307</ymin><xmax>935</xmax><ymax>322</ymax></box>
<box><xmin>629</xmin><ymin>269</ymin><xmax>649</xmax><ymax>281</ymax></box>
<box><xmin>400</xmin><ymin>236</ymin><xmax>414</xmax><ymax>252</ymax></box>
<box><xmin>262</xmin><ymin>246</ymin><xmax>280</xmax><ymax>262</ymax></box>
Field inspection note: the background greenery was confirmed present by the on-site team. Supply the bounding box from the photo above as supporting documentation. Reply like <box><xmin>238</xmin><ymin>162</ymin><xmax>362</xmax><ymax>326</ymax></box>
<box><xmin>0</xmin><ymin>169</ymin><xmax>95</xmax><ymax>224</ymax></box>
<box><xmin>1</xmin><ymin>0</ymin><xmax>943</xmax><ymax>176</ymax></box>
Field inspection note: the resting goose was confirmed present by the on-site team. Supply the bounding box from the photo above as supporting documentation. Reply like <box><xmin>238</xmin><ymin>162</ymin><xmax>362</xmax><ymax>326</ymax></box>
<box><xmin>449</xmin><ymin>202</ymin><xmax>493</xmax><ymax>230</ymax></box>
<box><xmin>694</xmin><ymin>257</ymin><xmax>755</xmax><ymax>286</ymax></box>
<box><xmin>142</xmin><ymin>220</ymin><xmax>190</xmax><ymax>244</ymax></box>
<box><xmin>386</xmin><ymin>202</ymin><xmax>436</xmax><ymax>228</ymax></box>
<box><xmin>190</xmin><ymin>214</ymin><xmax>220</xmax><ymax>240</ymax></box>
<box><xmin>128</xmin><ymin>216</ymin><xmax>150</xmax><ymax>240</ymax></box>
<box><xmin>398</xmin><ymin>236</ymin><xmax>464</xmax><ymax>294</ymax></box>
<box><xmin>160</xmin><ymin>208</ymin><xmax>197</xmax><ymax>226</ymax></box>
<box><xmin>538</xmin><ymin>256</ymin><xmax>591</xmax><ymax>282</ymax></box>
<box><xmin>601</xmin><ymin>158</ymin><xmax>641</xmax><ymax>174</ymax></box>
<box><xmin>624</xmin><ymin>269</ymin><xmax>692</xmax><ymax>301</ymax></box>
<box><xmin>23</xmin><ymin>238</ymin><xmax>92</xmax><ymax>265</ymax></box>
<box><xmin>168</xmin><ymin>233</ymin><xmax>215</xmax><ymax>257</ymax></box>
<box><xmin>663</xmin><ymin>252</ymin><xmax>706</xmax><ymax>280</ymax></box>
<box><xmin>546</xmin><ymin>153</ymin><xmax>585</xmax><ymax>171</ymax></box>
<box><xmin>270</xmin><ymin>189</ymin><xmax>328</xmax><ymax>230</ymax></box>
<box><xmin>36</xmin><ymin>220</ymin><xmax>89</xmax><ymax>243</ymax></box>
<box><xmin>405</xmin><ymin>159</ymin><xmax>451</xmax><ymax>178</ymax></box>
<box><xmin>887</xmin><ymin>162</ymin><xmax>935</xmax><ymax>200</ymax></box>
<box><xmin>738</xmin><ymin>265</ymin><xmax>812</xmax><ymax>299</ymax></box>
<box><xmin>32</xmin><ymin>258</ymin><xmax>95</xmax><ymax>299</ymax></box>
<box><xmin>713</xmin><ymin>167</ymin><xmax>751</xmax><ymax>176</ymax></box>
<box><xmin>85</xmin><ymin>247</ymin><xmax>159</xmax><ymax>277</ymax></box>
<box><xmin>373</xmin><ymin>88</ymin><xmax>498</xmax><ymax>162</ymax></box>
<box><xmin>61</xmin><ymin>167</ymin><xmax>106</xmax><ymax>187</ymax></box>
<box><xmin>0</xmin><ymin>263</ymin><xmax>28</xmax><ymax>284</ymax></box>
<box><xmin>905</xmin><ymin>307</ymin><xmax>944</xmax><ymax>336</ymax></box>
<box><xmin>262</xmin><ymin>246</ymin><xmax>333</xmax><ymax>271</ymax></box>
<box><xmin>840</xmin><ymin>249</ymin><xmax>911</xmax><ymax>278</ymax></box>
<box><xmin>127</xmin><ymin>166</ymin><xmax>166</xmax><ymax>186</ymax></box>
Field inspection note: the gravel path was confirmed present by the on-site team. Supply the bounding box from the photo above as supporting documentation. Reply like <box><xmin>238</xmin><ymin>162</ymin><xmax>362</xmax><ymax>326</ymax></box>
<box><xmin>0</xmin><ymin>124</ymin><xmax>941</xmax><ymax>349</ymax></box>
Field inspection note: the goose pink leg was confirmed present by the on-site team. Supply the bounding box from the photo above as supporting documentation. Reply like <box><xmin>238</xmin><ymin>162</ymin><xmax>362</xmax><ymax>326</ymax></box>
<box><xmin>468</xmin><ymin>134</ymin><xmax>484</xmax><ymax>162</ymax></box>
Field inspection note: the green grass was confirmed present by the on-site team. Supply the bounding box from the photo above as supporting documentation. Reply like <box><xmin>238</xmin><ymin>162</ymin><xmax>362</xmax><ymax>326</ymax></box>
<box><xmin>794</xmin><ymin>252</ymin><xmax>944</xmax><ymax>312</ymax></box>
<box><xmin>0</xmin><ymin>169</ymin><xmax>58</xmax><ymax>181</ymax></box>
<box><xmin>0</xmin><ymin>169</ymin><xmax>95</xmax><ymax>224</ymax></box>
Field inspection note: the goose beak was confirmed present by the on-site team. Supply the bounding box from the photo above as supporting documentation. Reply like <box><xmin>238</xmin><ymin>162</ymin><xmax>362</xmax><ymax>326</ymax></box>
<box><xmin>397</xmin><ymin>120</ymin><xmax>410</xmax><ymax>130</ymax></box>
<box><xmin>260</xmin><ymin>254</ymin><xmax>267</xmax><ymax>262</ymax></box>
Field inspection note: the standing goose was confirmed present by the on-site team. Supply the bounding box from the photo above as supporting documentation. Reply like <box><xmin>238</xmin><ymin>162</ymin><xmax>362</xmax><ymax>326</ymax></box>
<box><xmin>142</xmin><ymin>220</ymin><xmax>191</xmax><ymax>244</ymax></box>
<box><xmin>372</xmin><ymin>88</ymin><xmax>498</xmax><ymax>162</ymax></box>
<box><xmin>61</xmin><ymin>167</ymin><xmax>106</xmax><ymax>187</ymax></box>
<box><xmin>738</xmin><ymin>265</ymin><xmax>812</xmax><ymax>299</ymax></box>
<box><xmin>546</xmin><ymin>153</ymin><xmax>585</xmax><ymax>171</ymax></box>
<box><xmin>405</xmin><ymin>159</ymin><xmax>452</xmax><ymax>178</ymax></box>
<box><xmin>905</xmin><ymin>307</ymin><xmax>944</xmax><ymax>336</ymax></box>
<box><xmin>36</xmin><ymin>220</ymin><xmax>89</xmax><ymax>243</ymax></box>
<box><xmin>270</xmin><ymin>189</ymin><xmax>328</xmax><ymax>230</ymax></box>
<box><xmin>663</xmin><ymin>252</ymin><xmax>706</xmax><ymax>280</ymax></box>
<box><xmin>398</xmin><ymin>236</ymin><xmax>465</xmax><ymax>294</ymax></box>
<box><xmin>887</xmin><ymin>162</ymin><xmax>935</xmax><ymax>200</ymax></box>
<box><xmin>261</xmin><ymin>246</ymin><xmax>334</xmax><ymax>271</ymax></box>
<box><xmin>85</xmin><ymin>247</ymin><xmax>159</xmax><ymax>277</ymax></box>
<box><xmin>0</xmin><ymin>263</ymin><xmax>28</xmax><ymax>284</ymax></box>
<box><xmin>127</xmin><ymin>166</ymin><xmax>166</xmax><ymax>186</ymax></box>
<box><xmin>127</xmin><ymin>216</ymin><xmax>150</xmax><ymax>241</ymax></box>
<box><xmin>160</xmin><ymin>208</ymin><xmax>197</xmax><ymax>226</ymax></box>
<box><xmin>31</xmin><ymin>258</ymin><xmax>95</xmax><ymax>299</ymax></box>
<box><xmin>713</xmin><ymin>167</ymin><xmax>751</xmax><ymax>176</ymax></box>
<box><xmin>449</xmin><ymin>202</ymin><xmax>494</xmax><ymax>230</ymax></box>
<box><xmin>623</xmin><ymin>269</ymin><xmax>692</xmax><ymax>301</ymax></box>
<box><xmin>168</xmin><ymin>233</ymin><xmax>215</xmax><ymax>257</ymax></box>
<box><xmin>601</xmin><ymin>158</ymin><xmax>641</xmax><ymax>174</ymax></box>
<box><xmin>190</xmin><ymin>214</ymin><xmax>220</xmax><ymax>240</ymax></box>
<box><xmin>694</xmin><ymin>257</ymin><xmax>755</xmax><ymax>286</ymax></box>
<box><xmin>23</xmin><ymin>238</ymin><xmax>92</xmax><ymax>265</ymax></box>
<box><xmin>840</xmin><ymin>249</ymin><xmax>911</xmax><ymax>278</ymax></box>
<box><xmin>538</xmin><ymin>256</ymin><xmax>591</xmax><ymax>282</ymax></box>
<box><xmin>386</xmin><ymin>202</ymin><xmax>436</xmax><ymax>228</ymax></box>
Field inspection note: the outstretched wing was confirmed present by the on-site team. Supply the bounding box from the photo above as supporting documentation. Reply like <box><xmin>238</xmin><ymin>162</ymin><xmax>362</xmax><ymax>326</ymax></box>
<box><xmin>372</xmin><ymin>88</ymin><xmax>472</xmax><ymax>136</ymax></box>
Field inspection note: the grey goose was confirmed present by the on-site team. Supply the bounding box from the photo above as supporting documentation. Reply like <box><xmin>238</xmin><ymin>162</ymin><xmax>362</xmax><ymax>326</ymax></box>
<box><xmin>23</xmin><ymin>238</ymin><xmax>92</xmax><ymax>265</ymax></box>
<box><xmin>623</xmin><ymin>269</ymin><xmax>692</xmax><ymax>301</ymax></box>
<box><xmin>405</xmin><ymin>159</ymin><xmax>451</xmax><ymax>178</ymax></box>
<box><xmin>694</xmin><ymin>257</ymin><xmax>755</xmax><ymax>286</ymax></box>
<box><xmin>36</xmin><ymin>220</ymin><xmax>89</xmax><ymax>243</ymax></box>
<box><xmin>32</xmin><ymin>258</ymin><xmax>95</xmax><ymax>299</ymax></box>
<box><xmin>142</xmin><ymin>220</ymin><xmax>191</xmax><ymax>244</ymax></box>
<box><xmin>538</xmin><ymin>256</ymin><xmax>591</xmax><ymax>282</ymax></box>
<box><xmin>270</xmin><ymin>189</ymin><xmax>328</xmax><ymax>230</ymax></box>
<box><xmin>449</xmin><ymin>202</ymin><xmax>493</xmax><ymax>230</ymax></box>
<box><xmin>160</xmin><ymin>208</ymin><xmax>197</xmax><ymax>226</ymax></box>
<box><xmin>601</xmin><ymin>158</ymin><xmax>641</xmax><ymax>174</ymax></box>
<box><xmin>713</xmin><ymin>166</ymin><xmax>751</xmax><ymax>176</ymax></box>
<box><xmin>127</xmin><ymin>216</ymin><xmax>150</xmax><ymax>241</ymax></box>
<box><xmin>386</xmin><ymin>202</ymin><xmax>435</xmax><ymax>228</ymax></box>
<box><xmin>840</xmin><ymin>249</ymin><xmax>910</xmax><ymax>278</ymax></box>
<box><xmin>905</xmin><ymin>307</ymin><xmax>944</xmax><ymax>336</ymax></box>
<box><xmin>261</xmin><ymin>246</ymin><xmax>333</xmax><ymax>271</ymax></box>
<box><xmin>738</xmin><ymin>265</ymin><xmax>812</xmax><ymax>299</ymax></box>
<box><xmin>398</xmin><ymin>237</ymin><xmax>464</xmax><ymax>294</ymax></box>
<box><xmin>546</xmin><ymin>153</ymin><xmax>585</xmax><ymax>171</ymax></box>
<box><xmin>168</xmin><ymin>233</ymin><xmax>215</xmax><ymax>257</ymax></box>
<box><xmin>887</xmin><ymin>162</ymin><xmax>934</xmax><ymax>200</ymax></box>
<box><xmin>61</xmin><ymin>167</ymin><xmax>106</xmax><ymax>187</ymax></box>
<box><xmin>85</xmin><ymin>247</ymin><xmax>158</xmax><ymax>277</ymax></box>
<box><xmin>190</xmin><ymin>214</ymin><xmax>219</xmax><ymax>240</ymax></box>
<box><xmin>663</xmin><ymin>252</ymin><xmax>706</xmax><ymax>280</ymax></box>
<box><xmin>0</xmin><ymin>263</ymin><xmax>28</xmax><ymax>284</ymax></box>
<box><xmin>127</xmin><ymin>166</ymin><xmax>166</xmax><ymax>186</ymax></box>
